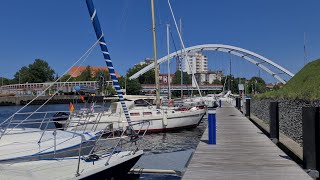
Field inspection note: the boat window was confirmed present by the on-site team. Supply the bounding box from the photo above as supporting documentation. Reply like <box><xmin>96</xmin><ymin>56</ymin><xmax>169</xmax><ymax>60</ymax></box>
<box><xmin>143</xmin><ymin>112</ymin><xmax>152</xmax><ymax>115</ymax></box>
<box><xmin>130</xmin><ymin>112</ymin><xmax>140</xmax><ymax>116</ymax></box>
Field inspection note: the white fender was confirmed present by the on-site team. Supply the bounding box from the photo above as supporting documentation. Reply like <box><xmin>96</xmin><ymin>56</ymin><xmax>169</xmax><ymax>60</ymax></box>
<box><xmin>118</xmin><ymin>118</ymin><xmax>123</xmax><ymax>128</ymax></box>
<box><xmin>162</xmin><ymin>111</ymin><xmax>168</xmax><ymax>126</ymax></box>
<box><xmin>118</xmin><ymin>111</ymin><xmax>124</xmax><ymax>128</ymax></box>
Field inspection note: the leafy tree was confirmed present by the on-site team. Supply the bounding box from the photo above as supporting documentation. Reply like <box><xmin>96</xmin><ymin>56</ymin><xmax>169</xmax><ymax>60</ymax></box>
<box><xmin>115</xmin><ymin>76</ymin><xmax>141</xmax><ymax>95</ymax></box>
<box><xmin>273</xmin><ymin>84</ymin><xmax>281</xmax><ymax>91</ymax></box>
<box><xmin>13</xmin><ymin>59</ymin><xmax>55</xmax><ymax>83</ymax></box>
<box><xmin>247</xmin><ymin>77</ymin><xmax>266</xmax><ymax>94</ymax></box>
<box><xmin>94</xmin><ymin>70</ymin><xmax>110</xmax><ymax>81</ymax></box>
<box><xmin>28</xmin><ymin>59</ymin><xmax>55</xmax><ymax>83</ymax></box>
<box><xmin>172</xmin><ymin>70</ymin><xmax>191</xmax><ymax>85</ymax></box>
<box><xmin>220</xmin><ymin>76</ymin><xmax>247</xmax><ymax>94</ymax></box>
<box><xmin>60</xmin><ymin>74</ymin><xmax>74</xmax><ymax>82</ymax></box>
<box><xmin>54</xmin><ymin>73</ymin><xmax>59</xmax><ymax>81</ymax></box>
<box><xmin>104</xmin><ymin>85</ymin><xmax>116</xmax><ymax>95</ymax></box>
<box><xmin>96</xmin><ymin>70</ymin><xmax>111</xmax><ymax>95</ymax></box>
<box><xmin>126</xmin><ymin>79</ymin><xmax>141</xmax><ymax>95</ymax></box>
<box><xmin>0</xmin><ymin>77</ymin><xmax>11</xmax><ymax>85</ymax></box>
<box><xmin>118</xmin><ymin>76</ymin><xmax>126</xmax><ymax>89</ymax></box>
<box><xmin>75</xmin><ymin>66</ymin><xmax>94</xmax><ymax>81</ymax></box>
<box><xmin>127</xmin><ymin>64</ymin><xmax>155</xmax><ymax>84</ymax></box>
<box><xmin>13</xmin><ymin>66</ymin><xmax>30</xmax><ymax>84</ymax></box>
<box><xmin>212</xmin><ymin>79</ymin><xmax>221</xmax><ymax>84</ymax></box>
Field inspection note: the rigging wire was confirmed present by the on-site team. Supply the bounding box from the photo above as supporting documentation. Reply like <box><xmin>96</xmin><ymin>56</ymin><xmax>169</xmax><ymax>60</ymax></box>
<box><xmin>167</xmin><ymin>0</ymin><xmax>202</xmax><ymax>98</ymax></box>
<box><xmin>5</xmin><ymin>47</ymin><xmax>96</xmax><ymax>134</ymax></box>
<box><xmin>170</xmin><ymin>28</ymin><xmax>179</xmax><ymax>60</ymax></box>
<box><xmin>155</xmin><ymin>0</ymin><xmax>163</xmax><ymax>26</ymax></box>
<box><xmin>0</xmin><ymin>37</ymin><xmax>102</xmax><ymax>133</ymax></box>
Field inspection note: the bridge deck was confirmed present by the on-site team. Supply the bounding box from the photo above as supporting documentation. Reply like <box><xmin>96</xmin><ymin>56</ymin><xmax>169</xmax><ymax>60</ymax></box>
<box><xmin>183</xmin><ymin>102</ymin><xmax>311</xmax><ymax>180</ymax></box>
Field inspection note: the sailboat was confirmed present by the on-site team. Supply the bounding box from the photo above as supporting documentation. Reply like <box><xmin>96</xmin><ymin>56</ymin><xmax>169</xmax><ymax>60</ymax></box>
<box><xmin>0</xmin><ymin>0</ymin><xmax>143</xmax><ymax>179</ymax></box>
<box><xmin>64</xmin><ymin>0</ymin><xmax>207</xmax><ymax>133</ymax></box>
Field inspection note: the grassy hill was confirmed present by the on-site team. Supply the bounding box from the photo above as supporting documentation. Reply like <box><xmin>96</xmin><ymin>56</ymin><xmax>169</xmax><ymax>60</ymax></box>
<box><xmin>257</xmin><ymin>59</ymin><xmax>320</xmax><ymax>100</ymax></box>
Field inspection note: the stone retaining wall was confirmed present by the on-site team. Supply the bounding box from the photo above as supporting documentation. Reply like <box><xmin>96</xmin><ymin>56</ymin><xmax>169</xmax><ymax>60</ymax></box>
<box><xmin>251</xmin><ymin>98</ymin><xmax>316</xmax><ymax>146</ymax></box>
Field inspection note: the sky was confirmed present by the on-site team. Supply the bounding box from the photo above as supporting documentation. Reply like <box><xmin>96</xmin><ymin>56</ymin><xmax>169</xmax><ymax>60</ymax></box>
<box><xmin>0</xmin><ymin>0</ymin><xmax>320</xmax><ymax>83</ymax></box>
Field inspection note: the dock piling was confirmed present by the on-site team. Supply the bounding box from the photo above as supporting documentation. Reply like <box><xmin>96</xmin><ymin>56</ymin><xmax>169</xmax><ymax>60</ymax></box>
<box><xmin>235</xmin><ymin>98</ymin><xmax>240</xmax><ymax>110</ymax></box>
<box><xmin>269</xmin><ymin>102</ymin><xmax>279</xmax><ymax>144</ymax></box>
<box><xmin>208</xmin><ymin>108</ymin><xmax>216</xmax><ymax>144</ymax></box>
<box><xmin>302</xmin><ymin>107</ymin><xmax>320</xmax><ymax>179</ymax></box>
<box><xmin>245</xmin><ymin>98</ymin><xmax>250</xmax><ymax>117</ymax></box>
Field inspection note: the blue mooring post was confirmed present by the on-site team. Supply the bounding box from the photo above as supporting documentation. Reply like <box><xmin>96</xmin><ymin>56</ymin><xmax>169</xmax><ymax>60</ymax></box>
<box><xmin>208</xmin><ymin>108</ymin><xmax>216</xmax><ymax>144</ymax></box>
<box><xmin>219</xmin><ymin>99</ymin><xmax>222</xmax><ymax>108</ymax></box>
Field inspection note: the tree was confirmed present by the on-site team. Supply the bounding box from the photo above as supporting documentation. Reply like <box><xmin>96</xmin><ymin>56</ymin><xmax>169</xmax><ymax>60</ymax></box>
<box><xmin>172</xmin><ymin>70</ymin><xmax>191</xmax><ymax>85</ymax></box>
<box><xmin>118</xmin><ymin>76</ymin><xmax>126</xmax><ymax>89</ymax></box>
<box><xmin>127</xmin><ymin>64</ymin><xmax>155</xmax><ymax>84</ymax></box>
<box><xmin>126</xmin><ymin>79</ymin><xmax>141</xmax><ymax>95</ymax></box>
<box><xmin>60</xmin><ymin>74</ymin><xmax>74</xmax><ymax>82</ymax></box>
<box><xmin>212</xmin><ymin>79</ymin><xmax>221</xmax><ymax>84</ymax></box>
<box><xmin>13</xmin><ymin>59</ymin><xmax>55</xmax><ymax>83</ymax></box>
<box><xmin>75</xmin><ymin>66</ymin><xmax>94</xmax><ymax>81</ymax></box>
<box><xmin>0</xmin><ymin>77</ymin><xmax>11</xmax><ymax>85</ymax></box>
<box><xmin>247</xmin><ymin>77</ymin><xmax>266</xmax><ymax>94</ymax></box>
<box><xmin>28</xmin><ymin>59</ymin><xmax>55</xmax><ymax>83</ymax></box>
<box><xmin>220</xmin><ymin>76</ymin><xmax>247</xmax><ymax>94</ymax></box>
<box><xmin>104</xmin><ymin>85</ymin><xmax>116</xmax><ymax>95</ymax></box>
<box><xmin>94</xmin><ymin>70</ymin><xmax>110</xmax><ymax>81</ymax></box>
<box><xmin>13</xmin><ymin>66</ymin><xmax>30</xmax><ymax>84</ymax></box>
<box><xmin>95</xmin><ymin>70</ymin><xmax>111</xmax><ymax>95</ymax></box>
<box><xmin>273</xmin><ymin>84</ymin><xmax>281</xmax><ymax>91</ymax></box>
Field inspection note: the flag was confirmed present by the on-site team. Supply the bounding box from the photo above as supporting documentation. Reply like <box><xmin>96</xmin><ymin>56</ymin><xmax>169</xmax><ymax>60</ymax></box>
<box><xmin>80</xmin><ymin>95</ymin><xmax>85</xmax><ymax>102</ymax></box>
<box><xmin>69</xmin><ymin>102</ymin><xmax>75</xmax><ymax>112</ymax></box>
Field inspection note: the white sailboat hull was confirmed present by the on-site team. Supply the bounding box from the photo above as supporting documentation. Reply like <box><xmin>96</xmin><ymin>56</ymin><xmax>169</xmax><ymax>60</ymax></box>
<box><xmin>0</xmin><ymin>128</ymin><xmax>98</xmax><ymax>162</ymax></box>
<box><xmin>69</xmin><ymin>107</ymin><xmax>206</xmax><ymax>133</ymax></box>
<box><xmin>0</xmin><ymin>150</ymin><xmax>143</xmax><ymax>180</ymax></box>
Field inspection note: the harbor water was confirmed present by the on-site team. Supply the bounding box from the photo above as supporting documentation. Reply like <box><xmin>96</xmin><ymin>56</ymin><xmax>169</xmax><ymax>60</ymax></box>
<box><xmin>0</xmin><ymin>104</ymin><xmax>207</xmax><ymax>179</ymax></box>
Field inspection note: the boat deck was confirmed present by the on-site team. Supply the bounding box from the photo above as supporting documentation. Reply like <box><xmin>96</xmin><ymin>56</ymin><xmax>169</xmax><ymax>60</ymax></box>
<box><xmin>183</xmin><ymin>101</ymin><xmax>311</xmax><ymax>180</ymax></box>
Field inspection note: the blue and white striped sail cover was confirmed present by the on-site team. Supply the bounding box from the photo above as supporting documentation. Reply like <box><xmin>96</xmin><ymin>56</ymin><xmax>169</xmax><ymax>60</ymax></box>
<box><xmin>86</xmin><ymin>0</ymin><xmax>132</xmax><ymax>125</ymax></box>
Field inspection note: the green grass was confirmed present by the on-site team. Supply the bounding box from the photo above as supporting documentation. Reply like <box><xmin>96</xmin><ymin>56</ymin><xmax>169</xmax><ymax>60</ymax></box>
<box><xmin>257</xmin><ymin>59</ymin><xmax>320</xmax><ymax>100</ymax></box>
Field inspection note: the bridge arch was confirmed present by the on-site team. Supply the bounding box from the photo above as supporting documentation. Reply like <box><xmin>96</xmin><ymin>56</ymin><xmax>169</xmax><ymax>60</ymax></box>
<box><xmin>129</xmin><ymin>44</ymin><xmax>294</xmax><ymax>84</ymax></box>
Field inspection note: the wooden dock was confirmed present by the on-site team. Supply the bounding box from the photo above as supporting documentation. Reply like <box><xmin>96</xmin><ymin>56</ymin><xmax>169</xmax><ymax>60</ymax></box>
<box><xmin>183</xmin><ymin>102</ymin><xmax>311</xmax><ymax>180</ymax></box>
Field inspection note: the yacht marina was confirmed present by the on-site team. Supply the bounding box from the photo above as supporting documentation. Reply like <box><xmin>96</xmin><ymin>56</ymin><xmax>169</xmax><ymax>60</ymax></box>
<box><xmin>0</xmin><ymin>0</ymin><xmax>317</xmax><ymax>179</ymax></box>
<box><xmin>0</xmin><ymin>103</ymin><xmax>208</xmax><ymax>179</ymax></box>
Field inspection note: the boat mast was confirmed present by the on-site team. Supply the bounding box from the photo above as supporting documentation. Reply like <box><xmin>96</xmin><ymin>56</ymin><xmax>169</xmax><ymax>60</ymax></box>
<box><xmin>85</xmin><ymin>0</ymin><xmax>133</xmax><ymax>126</ymax></box>
<box><xmin>167</xmin><ymin>24</ymin><xmax>171</xmax><ymax>100</ymax></box>
<box><xmin>228</xmin><ymin>55</ymin><xmax>231</xmax><ymax>91</ymax></box>
<box><xmin>168</xmin><ymin>0</ymin><xmax>202</xmax><ymax>98</ymax></box>
<box><xmin>151</xmin><ymin>0</ymin><xmax>160</xmax><ymax>109</ymax></box>
<box><xmin>180</xmin><ymin>18</ymin><xmax>183</xmax><ymax>99</ymax></box>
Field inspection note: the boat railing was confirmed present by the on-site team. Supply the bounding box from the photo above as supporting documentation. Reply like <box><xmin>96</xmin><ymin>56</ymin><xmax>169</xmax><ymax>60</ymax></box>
<box><xmin>0</xmin><ymin>110</ymin><xmax>103</xmax><ymax>142</ymax></box>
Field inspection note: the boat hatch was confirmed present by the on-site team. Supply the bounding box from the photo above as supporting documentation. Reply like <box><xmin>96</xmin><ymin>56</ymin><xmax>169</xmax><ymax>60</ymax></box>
<box><xmin>143</xmin><ymin>112</ymin><xmax>152</xmax><ymax>116</ymax></box>
<box><xmin>130</xmin><ymin>112</ymin><xmax>140</xmax><ymax>116</ymax></box>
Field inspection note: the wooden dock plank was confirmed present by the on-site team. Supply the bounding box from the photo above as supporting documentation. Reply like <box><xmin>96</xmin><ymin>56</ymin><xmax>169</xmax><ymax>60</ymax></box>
<box><xmin>183</xmin><ymin>102</ymin><xmax>311</xmax><ymax>180</ymax></box>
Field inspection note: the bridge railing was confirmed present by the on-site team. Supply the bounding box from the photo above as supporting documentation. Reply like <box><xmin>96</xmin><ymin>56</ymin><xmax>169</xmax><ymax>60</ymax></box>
<box><xmin>0</xmin><ymin>81</ymin><xmax>113</xmax><ymax>96</ymax></box>
<box><xmin>0</xmin><ymin>81</ymin><xmax>113</xmax><ymax>90</ymax></box>
<box><xmin>142</xmin><ymin>84</ymin><xmax>223</xmax><ymax>91</ymax></box>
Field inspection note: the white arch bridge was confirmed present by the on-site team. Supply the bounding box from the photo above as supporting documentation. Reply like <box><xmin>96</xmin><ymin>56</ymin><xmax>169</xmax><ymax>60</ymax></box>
<box><xmin>129</xmin><ymin>44</ymin><xmax>294</xmax><ymax>84</ymax></box>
